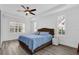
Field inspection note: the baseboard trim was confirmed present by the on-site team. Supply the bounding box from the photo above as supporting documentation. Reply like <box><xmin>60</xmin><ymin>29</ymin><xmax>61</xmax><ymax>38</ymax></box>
<box><xmin>2</xmin><ymin>39</ymin><xmax>18</xmax><ymax>42</ymax></box>
<box><xmin>59</xmin><ymin>44</ymin><xmax>77</xmax><ymax>50</ymax></box>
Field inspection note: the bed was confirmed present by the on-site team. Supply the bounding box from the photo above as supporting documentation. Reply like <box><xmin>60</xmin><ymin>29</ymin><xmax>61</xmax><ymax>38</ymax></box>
<box><xmin>18</xmin><ymin>28</ymin><xmax>54</xmax><ymax>54</ymax></box>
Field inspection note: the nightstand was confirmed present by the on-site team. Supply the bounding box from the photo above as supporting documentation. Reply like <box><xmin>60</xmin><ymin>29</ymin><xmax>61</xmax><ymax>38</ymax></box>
<box><xmin>52</xmin><ymin>37</ymin><xmax>59</xmax><ymax>45</ymax></box>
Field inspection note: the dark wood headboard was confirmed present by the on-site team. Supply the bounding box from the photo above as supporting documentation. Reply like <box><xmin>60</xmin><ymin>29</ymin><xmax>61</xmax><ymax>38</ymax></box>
<box><xmin>38</xmin><ymin>28</ymin><xmax>54</xmax><ymax>36</ymax></box>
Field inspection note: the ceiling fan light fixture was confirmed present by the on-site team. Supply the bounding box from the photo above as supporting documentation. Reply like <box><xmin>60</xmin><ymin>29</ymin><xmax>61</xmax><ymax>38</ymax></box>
<box><xmin>26</xmin><ymin>11</ymin><xmax>29</xmax><ymax>14</ymax></box>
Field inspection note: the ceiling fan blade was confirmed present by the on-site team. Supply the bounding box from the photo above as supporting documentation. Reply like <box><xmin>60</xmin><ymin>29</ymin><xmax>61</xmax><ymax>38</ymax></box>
<box><xmin>21</xmin><ymin>5</ymin><xmax>26</xmax><ymax>9</ymax></box>
<box><xmin>31</xmin><ymin>9</ymin><xmax>36</xmax><ymax>11</ymax></box>
<box><xmin>30</xmin><ymin>12</ymin><xmax>35</xmax><ymax>15</ymax></box>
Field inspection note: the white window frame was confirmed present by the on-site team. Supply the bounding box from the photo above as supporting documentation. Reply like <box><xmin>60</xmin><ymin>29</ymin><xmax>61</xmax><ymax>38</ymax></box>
<box><xmin>57</xmin><ymin>15</ymin><xmax>66</xmax><ymax>35</ymax></box>
<box><xmin>9</xmin><ymin>22</ymin><xmax>25</xmax><ymax>33</ymax></box>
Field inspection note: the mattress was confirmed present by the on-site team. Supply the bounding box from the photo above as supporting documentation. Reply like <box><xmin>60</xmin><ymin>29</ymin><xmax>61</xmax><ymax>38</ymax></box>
<box><xmin>19</xmin><ymin>34</ymin><xmax>53</xmax><ymax>53</ymax></box>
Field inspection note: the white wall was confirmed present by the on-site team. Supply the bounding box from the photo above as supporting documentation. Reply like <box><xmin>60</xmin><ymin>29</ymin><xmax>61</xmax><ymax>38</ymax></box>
<box><xmin>35</xmin><ymin>6</ymin><xmax>79</xmax><ymax>48</ymax></box>
<box><xmin>0</xmin><ymin>10</ymin><xmax>1</xmax><ymax>48</ymax></box>
<box><xmin>1</xmin><ymin>11</ymin><xmax>31</xmax><ymax>42</ymax></box>
<box><xmin>35</xmin><ymin>17</ymin><xmax>56</xmax><ymax>29</ymax></box>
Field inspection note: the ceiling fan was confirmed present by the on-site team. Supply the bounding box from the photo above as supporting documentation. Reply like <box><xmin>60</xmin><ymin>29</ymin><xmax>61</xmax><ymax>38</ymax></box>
<box><xmin>17</xmin><ymin>5</ymin><xmax>36</xmax><ymax>15</ymax></box>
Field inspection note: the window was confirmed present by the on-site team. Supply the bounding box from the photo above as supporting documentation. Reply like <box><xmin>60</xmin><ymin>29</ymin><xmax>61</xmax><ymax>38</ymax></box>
<box><xmin>9</xmin><ymin>22</ymin><xmax>25</xmax><ymax>33</ymax></box>
<box><xmin>30</xmin><ymin>19</ymin><xmax>37</xmax><ymax>32</ymax></box>
<box><xmin>33</xmin><ymin>21</ymin><xmax>37</xmax><ymax>32</ymax></box>
<box><xmin>57</xmin><ymin>15</ymin><xmax>66</xmax><ymax>35</ymax></box>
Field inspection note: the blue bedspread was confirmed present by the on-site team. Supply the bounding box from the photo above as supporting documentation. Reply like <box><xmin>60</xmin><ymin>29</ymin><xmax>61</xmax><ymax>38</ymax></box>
<box><xmin>19</xmin><ymin>34</ymin><xmax>53</xmax><ymax>53</ymax></box>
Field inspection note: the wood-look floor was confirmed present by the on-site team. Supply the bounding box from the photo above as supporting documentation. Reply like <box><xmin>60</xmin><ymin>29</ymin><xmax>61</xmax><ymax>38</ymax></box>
<box><xmin>0</xmin><ymin>40</ymin><xmax>77</xmax><ymax>55</ymax></box>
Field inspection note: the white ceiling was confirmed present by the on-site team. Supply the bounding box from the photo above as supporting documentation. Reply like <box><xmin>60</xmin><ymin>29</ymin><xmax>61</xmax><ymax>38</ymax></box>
<box><xmin>0</xmin><ymin>4</ymin><xmax>58</xmax><ymax>18</ymax></box>
<box><xmin>0</xmin><ymin>4</ymin><xmax>78</xmax><ymax>19</ymax></box>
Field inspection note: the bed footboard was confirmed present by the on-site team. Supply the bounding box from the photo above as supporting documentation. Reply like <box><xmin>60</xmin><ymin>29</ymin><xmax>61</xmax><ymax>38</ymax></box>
<box><xmin>18</xmin><ymin>40</ymin><xmax>52</xmax><ymax>55</ymax></box>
